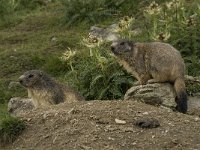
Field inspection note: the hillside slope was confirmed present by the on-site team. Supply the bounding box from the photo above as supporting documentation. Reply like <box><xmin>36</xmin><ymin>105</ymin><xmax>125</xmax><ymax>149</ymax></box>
<box><xmin>2</xmin><ymin>100</ymin><xmax>200</xmax><ymax>150</ymax></box>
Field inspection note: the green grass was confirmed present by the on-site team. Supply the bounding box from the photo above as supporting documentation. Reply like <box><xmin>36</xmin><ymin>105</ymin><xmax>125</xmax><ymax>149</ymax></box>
<box><xmin>0</xmin><ymin>116</ymin><xmax>26</xmax><ymax>144</ymax></box>
<box><xmin>0</xmin><ymin>104</ymin><xmax>8</xmax><ymax>123</ymax></box>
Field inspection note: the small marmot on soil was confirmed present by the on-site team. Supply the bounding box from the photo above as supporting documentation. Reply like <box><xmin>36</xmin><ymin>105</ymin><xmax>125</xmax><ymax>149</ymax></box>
<box><xmin>111</xmin><ymin>40</ymin><xmax>187</xmax><ymax>113</ymax></box>
<box><xmin>18</xmin><ymin>70</ymin><xmax>84</xmax><ymax>108</ymax></box>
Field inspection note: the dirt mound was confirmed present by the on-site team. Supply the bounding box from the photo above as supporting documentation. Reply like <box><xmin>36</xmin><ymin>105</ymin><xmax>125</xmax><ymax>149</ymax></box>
<box><xmin>2</xmin><ymin>100</ymin><xmax>200</xmax><ymax>150</ymax></box>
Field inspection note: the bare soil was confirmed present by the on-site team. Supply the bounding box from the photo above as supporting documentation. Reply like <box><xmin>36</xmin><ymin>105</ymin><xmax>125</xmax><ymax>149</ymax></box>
<box><xmin>2</xmin><ymin>100</ymin><xmax>200</xmax><ymax>150</ymax></box>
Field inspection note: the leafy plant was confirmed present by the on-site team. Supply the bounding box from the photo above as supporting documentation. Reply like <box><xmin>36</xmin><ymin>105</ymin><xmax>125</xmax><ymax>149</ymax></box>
<box><xmin>16</xmin><ymin>0</ymin><xmax>47</xmax><ymax>10</ymax></box>
<box><xmin>0</xmin><ymin>0</ymin><xmax>15</xmax><ymax>22</ymax></box>
<box><xmin>60</xmin><ymin>43</ymin><xmax>134</xmax><ymax>100</ymax></box>
<box><xmin>0</xmin><ymin>82</ymin><xmax>12</xmax><ymax>104</ymax></box>
<box><xmin>0</xmin><ymin>0</ymin><xmax>47</xmax><ymax>28</ymax></box>
<box><xmin>61</xmin><ymin>0</ymin><xmax>127</xmax><ymax>26</ymax></box>
<box><xmin>0</xmin><ymin>116</ymin><xmax>26</xmax><ymax>144</ymax></box>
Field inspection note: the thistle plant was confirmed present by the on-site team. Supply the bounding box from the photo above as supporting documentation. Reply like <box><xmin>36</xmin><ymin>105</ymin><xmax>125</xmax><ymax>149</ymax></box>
<box><xmin>115</xmin><ymin>16</ymin><xmax>135</xmax><ymax>39</ymax></box>
<box><xmin>60</xmin><ymin>31</ymin><xmax>133</xmax><ymax>100</ymax></box>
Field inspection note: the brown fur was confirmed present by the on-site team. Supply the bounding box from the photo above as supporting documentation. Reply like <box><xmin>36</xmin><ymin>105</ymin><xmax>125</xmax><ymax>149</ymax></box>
<box><xmin>111</xmin><ymin>40</ymin><xmax>187</xmax><ymax>113</ymax></box>
<box><xmin>19</xmin><ymin>70</ymin><xmax>84</xmax><ymax>108</ymax></box>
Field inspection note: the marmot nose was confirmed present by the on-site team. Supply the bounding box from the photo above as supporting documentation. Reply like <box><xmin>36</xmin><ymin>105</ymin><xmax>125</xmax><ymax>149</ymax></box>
<box><xmin>19</xmin><ymin>79</ymin><xmax>23</xmax><ymax>84</ymax></box>
<box><xmin>18</xmin><ymin>75</ymin><xmax>25</xmax><ymax>84</ymax></box>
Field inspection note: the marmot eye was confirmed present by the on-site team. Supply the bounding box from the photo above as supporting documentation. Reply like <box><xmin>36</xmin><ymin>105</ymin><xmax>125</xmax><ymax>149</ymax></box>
<box><xmin>28</xmin><ymin>74</ymin><xmax>34</xmax><ymax>78</ymax></box>
<box><xmin>120</xmin><ymin>42</ymin><xmax>125</xmax><ymax>45</ymax></box>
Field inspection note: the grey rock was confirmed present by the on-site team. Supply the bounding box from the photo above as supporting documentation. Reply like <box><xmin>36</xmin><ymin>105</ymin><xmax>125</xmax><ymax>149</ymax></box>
<box><xmin>8</xmin><ymin>97</ymin><xmax>35</xmax><ymax>117</ymax></box>
<box><xmin>124</xmin><ymin>82</ymin><xmax>200</xmax><ymax>116</ymax></box>
<box><xmin>187</xmin><ymin>96</ymin><xmax>200</xmax><ymax>116</ymax></box>
<box><xmin>106</xmin><ymin>23</ymin><xmax>119</xmax><ymax>32</ymax></box>
<box><xmin>89</xmin><ymin>25</ymin><xmax>119</xmax><ymax>42</ymax></box>
<box><xmin>8</xmin><ymin>81</ymin><xmax>21</xmax><ymax>89</ymax></box>
<box><xmin>124</xmin><ymin>83</ymin><xmax>177</xmax><ymax>108</ymax></box>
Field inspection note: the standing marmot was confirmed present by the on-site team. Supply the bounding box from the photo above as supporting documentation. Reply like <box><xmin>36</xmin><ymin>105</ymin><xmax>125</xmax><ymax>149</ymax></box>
<box><xmin>18</xmin><ymin>70</ymin><xmax>84</xmax><ymax>108</ymax></box>
<box><xmin>111</xmin><ymin>40</ymin><xmax>187</xmax><ymax>113</ymax></box>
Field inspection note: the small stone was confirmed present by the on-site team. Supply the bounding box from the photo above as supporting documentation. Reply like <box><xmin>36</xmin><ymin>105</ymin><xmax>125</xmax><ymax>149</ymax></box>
<box><xmin>115</xmin><ymin>118</ymin><xmax>126</xmax><ymax>124</ymax></box>
<box><xmin>68</xmin><ymin>108</ymin><xmax>74</xmax><ymax>114</ymax></box>
<box><xmin>132</xmin><ymin>142</ymin><xmax>137</xmax><ymax>145</ymax></box>
<box><xmin>108</xmin><ymin>137</ymin><xmax>115</xmax><ymax>140</ymax></box>
<box><xmin>121</xmin><ymin>127</ymin><xmax>135</xmax><ymax>132</ymax></box>
<box><xmin>54</xmin><ymin>112</ymin><xmax>58</xmax><ymax>116</ymax></box>
<box><xmin>43</xmin><ymin>113</ymin><xmax>47</xmax><ymax>119</ymax></box>
<box><xmin>53</xmin><ymin>136</ymin><xmax>57</xmax><ymax>144</ymax></box>
<box><xmin>27</xmin><ymin>118</ymin><xmax>31</xmax><ymax>121</ymax></box>
<box><xmin>43</xmin><ymin>134</ymin><xmax>50</xmax><ymax>139</ymax></box>
<box><xmin>143</xmin><ymin>112</ymin><xmax>149</xmax><ymax>115</ymax></box>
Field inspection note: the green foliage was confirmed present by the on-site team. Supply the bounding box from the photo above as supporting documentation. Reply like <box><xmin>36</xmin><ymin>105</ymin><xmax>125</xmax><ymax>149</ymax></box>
<box><xmin>44</xmin><ymin>56</ymin><xmax>70</xmax><ymax>76</ymax></box>
<box><xmin>0</xmin><ymin>104</ymin><xmax>8</xmax><ymax>122</ymax></box>
<box><xmin>60</xmin><ymin>44</ymin><xmax>134</xmax><ymax>100</ymax></box>
<box><xmin>60</xmin><ymin>0</ymin><xmax>170</xmax><ymax>26</ymax></box>
<box><xmin>0</xmin><ymin>0</ymin><xmax>15</xmax><ymax>21</ymax></box>
<box><xmin>0</xmin><ymin>0</ymin><xmax>12</xmax><ymax>14</ymax></box>
<box><xmin>0</xmin><ymin>116</ymin><xmax>26</xmax><ymax>144</ymax></box>
<box><xmin>0</xmin><ymin>0</ymin><xmax>47</xmax><ymax>28</ymax></box>
<box><xmin>16</xmin><ymin>0</ymin><xmax>47</xmax><ymax>10</ymax></box>
<box><xmin>186</xmin><ymin>79</ymin><xmax>200</xmax><ymax>96</ymax></box>
<box><xmin>0</xmin><ymin>81</ymin><xmax>12</xmax><ymax>104</ymax></box>
<box><xmin>61</xmin><ymin>0</ymin><xmax>118</xmax><ymax>26</ymax></box>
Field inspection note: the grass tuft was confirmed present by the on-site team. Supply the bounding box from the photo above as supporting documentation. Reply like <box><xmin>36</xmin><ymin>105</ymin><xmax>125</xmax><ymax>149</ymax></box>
<box><xmin>0</xmin><ymin>116</ymin><xmax>26</xmax><ymax>144</ymax></box>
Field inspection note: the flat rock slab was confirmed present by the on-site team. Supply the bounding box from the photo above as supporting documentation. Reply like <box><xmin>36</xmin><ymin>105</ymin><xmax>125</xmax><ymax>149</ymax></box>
<box><xmin>124</xmin><ymin>83</ymin><xmax>177</xmax><ymax>108</ymax></box>
<box><xmin>124</xmin><ymin>83</ymin><xmax>200</xmax><ymax>115</ymax></box>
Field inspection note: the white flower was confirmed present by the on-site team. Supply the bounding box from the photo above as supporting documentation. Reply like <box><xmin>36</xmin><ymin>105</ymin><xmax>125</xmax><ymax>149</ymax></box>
<box><xmin>61</xmin><ymin>48</ymin><xmax>76</xmax><ymax>61</ymax></box>
<box><xmin>117</xmin><ymin>16</ymin><xmax>134</xmax><ymax>32</ymax></box>
<box><xmin>144</xmin><ymin>1</ymin><xmax>161</xmax><ymax>15</ymax></box>
<box><xmin>152</xmin><ymin>32</ymin><xmax>171</xmax><ymax>41</ymax></box>
<box><xmin>166</xmin><ymin>2</ymin><xmax>174</xmax><ymax>9</ymax></box>
<box><xmin>81</xmin><ymin>35</ymin><xmax>103</xmax><ymax>48</ymax></box>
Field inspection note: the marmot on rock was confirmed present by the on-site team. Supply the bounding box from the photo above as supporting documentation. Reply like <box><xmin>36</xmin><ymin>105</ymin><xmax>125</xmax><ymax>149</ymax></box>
<box><xmin>18</xmin><ymin>70</ymin><xmax>84</xmax><ymax>108</ymax></box>
<box><xmin>111</xmin><ymin>40</ymin><xmax>187</xmax><ymax>113</ymax></box>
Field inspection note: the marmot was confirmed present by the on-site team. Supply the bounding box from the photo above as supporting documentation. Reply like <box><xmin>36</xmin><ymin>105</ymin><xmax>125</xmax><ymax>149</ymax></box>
<box><xmin>111</xmin><ymin>40</ymin><xmax>187</xmax><ymax>113</ymax></box>
<box><xmin>18</xmin><ymin>70</ymin><xmax>84</xmax><ymax>108</ymax></box>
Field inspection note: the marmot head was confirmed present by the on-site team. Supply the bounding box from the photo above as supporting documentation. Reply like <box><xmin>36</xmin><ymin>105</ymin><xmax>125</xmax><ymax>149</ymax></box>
<box><xmin>111</xmin><ymin>40</ymin><xmax>134</xmax><ymax>57</ymax></box>
<box><xmin>18</xmin><ymin>70</ymin><xmax>43</xmax><ymax>88</ymax></box>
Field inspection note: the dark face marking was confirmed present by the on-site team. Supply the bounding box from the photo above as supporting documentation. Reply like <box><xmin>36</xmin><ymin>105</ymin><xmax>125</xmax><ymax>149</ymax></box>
<box><xmin>28</xmin><ymin>74</ymin><xmax>34</xmax><ymax>78</ymax></box>
<box><xmin>111</xmin><ymin>40</ymin><xmax>134</xmax><ymax>57</ymax></box>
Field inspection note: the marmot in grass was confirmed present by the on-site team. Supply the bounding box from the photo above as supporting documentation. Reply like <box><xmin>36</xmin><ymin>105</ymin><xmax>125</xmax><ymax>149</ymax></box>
<box><xmin>18</xmin><ymin>70</ymin><xmax>84</xmax><ymax>108</ymax></box>
<box><xmin>111</xmin><ymin>40</ymin><xmax>187</xmax><ymax>113</ymax></box>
